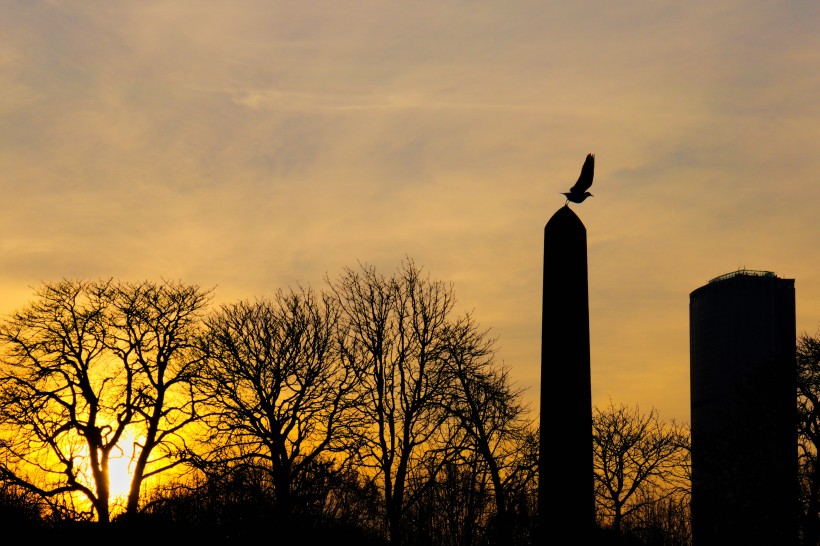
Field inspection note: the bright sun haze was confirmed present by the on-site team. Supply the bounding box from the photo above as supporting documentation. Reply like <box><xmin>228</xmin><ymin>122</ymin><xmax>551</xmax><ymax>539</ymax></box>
<box><xmin>108</xmin><ymin>436</ymin><xmax>137</xmax><ymax>499</ymax></box>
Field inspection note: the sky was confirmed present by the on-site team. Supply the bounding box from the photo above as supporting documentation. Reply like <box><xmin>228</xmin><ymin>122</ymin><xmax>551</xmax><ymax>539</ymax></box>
<box><xmin>1</xmin><ymin>0</ymin><xmax>818</xmax><ymax>424</ymax></box>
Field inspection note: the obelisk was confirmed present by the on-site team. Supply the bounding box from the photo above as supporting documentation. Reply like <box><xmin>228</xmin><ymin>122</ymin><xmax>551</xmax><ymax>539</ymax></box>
<box><xmin>538</xmin><ymin>204</ymin><xmax>594</xmax><ymax>539</ymax></box>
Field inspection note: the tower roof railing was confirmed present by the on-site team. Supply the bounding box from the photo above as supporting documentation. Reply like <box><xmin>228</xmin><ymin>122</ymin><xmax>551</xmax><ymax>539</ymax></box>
<box><xmin>707</xmin><ymin>269</ymin><xmax>776</xmax><ymax>284</ymax></box>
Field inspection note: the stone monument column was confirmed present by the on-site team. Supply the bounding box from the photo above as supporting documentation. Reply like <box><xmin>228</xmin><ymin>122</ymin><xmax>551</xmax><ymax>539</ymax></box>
<box><xmin>538</xmin><ymin>204</ymin><xmax>594</xmax><ymax>539</ymax></box>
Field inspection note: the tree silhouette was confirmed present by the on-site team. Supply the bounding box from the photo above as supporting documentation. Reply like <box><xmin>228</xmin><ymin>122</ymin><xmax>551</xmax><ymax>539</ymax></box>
<box><xmin>0</xmin><ymin>280</ymin><xmax>132</xmax><ymax>522</ymax></box>
<box><xmin>592</xmin><ymin>401</ymin><xmax>689</xmax><ymax>533</ymax></box>
<box><xmin>0</xmin><ymin>481</ymin><xmax>44</xmax><ymax>528</ymax></box>
<box><xmin>0</xmin><ymin>263</ymin><xmax>600</xmax><ymax>545</ymax></box>
<box><xmin>330</xmin><ymin>259</ymin><xmax>455</xmax><ymax>546</ymax></box>
<box><xmin>111</xmin><ymin>280</ymin><xmax>212</xmax><ymax>517</ymax></box>
<box><xmin>438</xmin><ymin>313</ymin><xmax>535</xmax><ymax>545</ymax></box>
<box><xmin>619</xmin><ymin>489</ymin><xmax>691</xmax><ymax>545</ymax></box>
<box><xmin>798</xmin><ymin>330</ymin><xmax>820</xmax><ymax>545</ymax></box>
<box><xmin>0</xmin><ymin>279</ymin><xmax>211</xmax><ymax>522</ymax></box>
<box><xmin>195</xmin><ymin>286</ymin><xmax>357</xmax><ymax>520</ymax></box>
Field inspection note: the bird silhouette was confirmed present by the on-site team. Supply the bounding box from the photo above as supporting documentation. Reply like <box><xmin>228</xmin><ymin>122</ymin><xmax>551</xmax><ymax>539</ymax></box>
<box><xmin>562</xmin><ymin>153</ymin><xmax>595</xmax><ymax>204</ymax></box>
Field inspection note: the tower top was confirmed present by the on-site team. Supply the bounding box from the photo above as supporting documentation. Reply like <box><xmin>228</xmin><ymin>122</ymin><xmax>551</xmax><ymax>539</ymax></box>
<box><xmin>707</xmin><ymin>269</ymin><xmax>776</xmax><ymax>284</ymax></box>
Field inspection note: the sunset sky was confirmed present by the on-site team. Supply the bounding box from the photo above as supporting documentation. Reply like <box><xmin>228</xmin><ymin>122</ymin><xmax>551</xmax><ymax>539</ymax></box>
<box><xmin>1</xmin><ymin>1</ymin><xmax>818</xmax><ymax>424</ymax></box>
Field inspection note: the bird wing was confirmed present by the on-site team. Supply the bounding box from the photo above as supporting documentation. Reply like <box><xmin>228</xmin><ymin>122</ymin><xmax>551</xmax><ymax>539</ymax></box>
<box><xmin>569</xmin><ymin>153</ymin><xmax>595</xmax><ymax>193</ymax></box>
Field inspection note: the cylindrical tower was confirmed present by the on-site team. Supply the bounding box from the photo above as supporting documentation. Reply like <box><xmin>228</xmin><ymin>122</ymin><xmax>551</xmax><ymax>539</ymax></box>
<box><xmin>689</xmin><ymin>270</ymin><xmax>797</xmax><ymax>545</ymax></box>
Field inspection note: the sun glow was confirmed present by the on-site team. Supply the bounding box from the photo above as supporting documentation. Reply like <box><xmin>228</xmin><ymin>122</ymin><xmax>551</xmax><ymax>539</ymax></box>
<box><xmin>108</xmin><ymin>435</ymin><xmax>138</xmax><ymax>500</ymax></box>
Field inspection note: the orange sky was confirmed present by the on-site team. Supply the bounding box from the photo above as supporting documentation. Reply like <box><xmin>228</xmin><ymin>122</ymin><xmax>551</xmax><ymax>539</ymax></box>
<box><xmin>1</xmin><ymin>1</ymin><xmax>818</xmax><ymax>424</ymax></box>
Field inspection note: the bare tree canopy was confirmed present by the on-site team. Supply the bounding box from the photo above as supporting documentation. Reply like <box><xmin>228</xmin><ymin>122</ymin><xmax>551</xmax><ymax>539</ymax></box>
<box><xmin>196</xmin><ymin>286</ymin><xmax>357</xmax><ymax>518</ymax></box>
<box><xmin>438</xmin><ymin>313</ymin><xmax>535</xmax><ymax>545</ymax></box>
<box><xmin>592</xmin><ymin>400</ymin><xmax>690</xmax><ymax>533</ymax></box>
<box><xmin>329</xmin><ymin>258</ymin><xmax>458</xmax><ymax>546</ymax></box>
<box><xmin>0</xmin><ymin>279</ymin><xmax>211</xmax><ymax>522</ymax></box>
<box><xmin>326</xmin><ymin>258</ymin><xmax>539</xmax><ymax>546</ymax></box>
<box><xmin>110</xmin><ymin>280</ymin><xmax>212</xmax><ymax>516</ymax></box>
<box><xmin>0</xmin><ymin>265</ymin><xmax>701</xmax><ymax>544</ymax></box>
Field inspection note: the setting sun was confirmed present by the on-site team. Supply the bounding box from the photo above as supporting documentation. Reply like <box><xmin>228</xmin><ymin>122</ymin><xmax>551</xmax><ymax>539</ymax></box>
<box><xmin>108</xmin><ymin>436</ymin><xmax>138</xmax><ymax>499</ymax></box>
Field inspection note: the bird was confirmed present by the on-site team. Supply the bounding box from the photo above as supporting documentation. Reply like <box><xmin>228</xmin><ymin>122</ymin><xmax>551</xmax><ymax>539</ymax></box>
<box><xmin>562</xmin><ymin>153</ymin><xmax>595</xmax><ymax>204</ymax></box>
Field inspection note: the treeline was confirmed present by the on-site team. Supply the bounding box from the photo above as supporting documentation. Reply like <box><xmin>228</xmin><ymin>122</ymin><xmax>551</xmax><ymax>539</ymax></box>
<box><xmin>0</xmin><ymin>258</ymin><xmax>814</xmax><ymax>545</ymax></box>
<box><xmin>0</xmin><ymin>258</ymin><xmax>536</xmax><ymax>546</ymax></box>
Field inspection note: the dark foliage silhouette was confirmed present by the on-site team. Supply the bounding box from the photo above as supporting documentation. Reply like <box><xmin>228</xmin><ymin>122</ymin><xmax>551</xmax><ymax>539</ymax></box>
<box><xmin>135</xmin><ymin>462</ymin><xmax>388</xmax><ymax>544</ymax></box>
<box><xmin>0</xmin><ymin>482</ymin><xmax>44</xmax><ymax>528</ymax></box>
<box><xmin>798</xmin><ymin>330</ymin><xmax>820</xmax><ymax>545</ymax></box>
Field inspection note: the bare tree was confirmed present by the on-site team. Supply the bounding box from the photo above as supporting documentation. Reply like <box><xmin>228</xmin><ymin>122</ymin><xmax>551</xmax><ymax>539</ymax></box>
<box><xmin>592</xmin><ymin>400</ymin><xmax>690</xmax><ymax>533</ymax></box>
<box><xmin>0</xmin><ymin>280</ymin><xmax>129</xmax><ymax>522</ymax></box>
<box><xmin>0</xmin><ymin>279</ymin><xmax>211</xmax><ymax>523</ymax></box>
<box><xmin>438</xmin><ymin>313</ymin><xmax>534</xmax><ymax>545</ymax></box>
<box><xmin>798</xmin><ymin>330</ymin><xmax>820</xmax><ymax>545</ymax></box>
<box><xmin>329</xmin><ymin>258</ymin><xmax>454</xmax><ymax>546</ymax></box>
<box><xmin>407</xmin><ymin>458</ymin><xmax>490</xmax><ymax>546</ymax></box>
<box><xmin>110</xmin><ymin>280</ymin><xmax>212</xmax><ymax>516</ymax></box>
<box><xmin>621</xmin><ymin>490</ymin><xmax>691</xmax><ymax>546</ymax></box>
<box><xmin>0</xmin><ymin>461</ymin><xmax>47</xmax><ymax>525</ymax></box>
<box><xmin>196</xmin><ymin>286</ymin><xmax>357</xmax><ymax>519</ymax></box>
